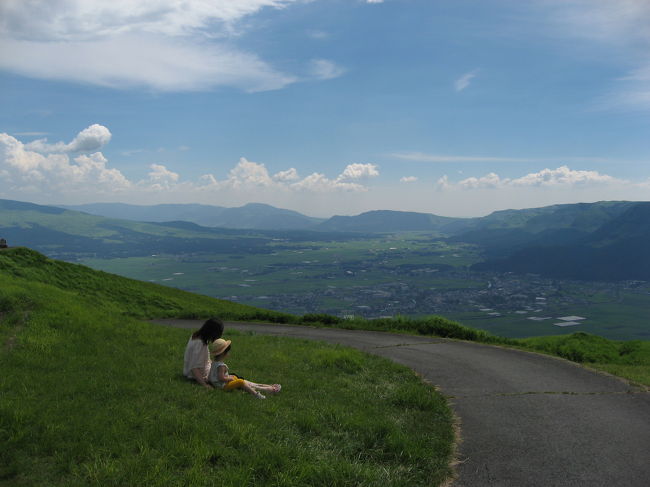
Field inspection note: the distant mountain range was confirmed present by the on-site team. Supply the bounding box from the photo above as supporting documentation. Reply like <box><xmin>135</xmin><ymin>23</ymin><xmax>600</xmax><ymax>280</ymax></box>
<box><xmin>2</xmin><ymin>198</ymin><xmax>650</xmax><ymax>280</ymax></box>
<box><xmin>0</xmin><ymin>199</ymin><xmax>362</xmax><ymax>260</ymax></box>
<box><xmin>62</xmin><ymin>202</ymin><xmax>324</xmax><ymax>230</ymax></box>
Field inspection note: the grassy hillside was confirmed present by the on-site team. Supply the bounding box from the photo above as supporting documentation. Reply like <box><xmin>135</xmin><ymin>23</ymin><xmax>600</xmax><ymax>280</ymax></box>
<box><xmin>0</xmin><ymin>248</ymin><xmax>455</xmax><ymax>486</ymax></box>
<box><xmin>0</xmin><ymin>246</ymin><xmax>294</xmax><ymax>322</ymax></box>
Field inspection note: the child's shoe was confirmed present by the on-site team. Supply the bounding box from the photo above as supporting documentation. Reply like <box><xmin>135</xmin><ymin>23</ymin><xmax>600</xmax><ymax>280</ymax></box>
<box><xmin>254</xmin><ymin>392</ymin><xmax>266</xmax><ymax>399</ymax></box>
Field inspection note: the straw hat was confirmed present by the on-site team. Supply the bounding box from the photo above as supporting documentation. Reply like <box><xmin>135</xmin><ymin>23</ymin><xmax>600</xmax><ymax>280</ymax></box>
<box><xmin>212</xmin><ymin>338</ymin><xmax>231</xmax><ymax>356</ymax></box>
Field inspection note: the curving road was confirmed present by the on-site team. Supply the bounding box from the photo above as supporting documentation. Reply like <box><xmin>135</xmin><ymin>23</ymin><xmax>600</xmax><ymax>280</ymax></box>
<box><xmin>154</xmin><ymin>319</ymin><xmax>650</xmax><ymax>487</ymax></box>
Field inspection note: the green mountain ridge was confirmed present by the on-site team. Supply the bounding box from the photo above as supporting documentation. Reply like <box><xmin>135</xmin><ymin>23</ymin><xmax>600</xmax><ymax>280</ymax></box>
<box><xmin>2</xmin><ymin>198</ymin><xmax>649</xmax><ymax>280</ymax></box>
<box><xmin>63</xmin><ymin>202</ymin><xmax>325</xmax><ymax>230</ymax></box>
<box><xmin>473</xmin><ymin>202</ymin><xmax>650</xmax><ymax>280</ymax></box>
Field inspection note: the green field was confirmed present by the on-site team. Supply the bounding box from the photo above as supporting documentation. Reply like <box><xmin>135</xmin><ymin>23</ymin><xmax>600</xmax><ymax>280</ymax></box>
<box><xmin>2</xmin><ymin>245</ymin><xmax>647</xmax><ymax>487</ymax></box>
<box><xmin>1</xmin><ymin>248</ymin><xmax>456</xmax><ymax>486</ymax></box>
<box><xmin>79</xmin><ymin>234</ymin><xmax>650</xmax><ymax>341</ymax></box>
<box><xmin>445</xmin><ymin>284</ymin><xmax>650</xmax><ymax>341</ymax></box>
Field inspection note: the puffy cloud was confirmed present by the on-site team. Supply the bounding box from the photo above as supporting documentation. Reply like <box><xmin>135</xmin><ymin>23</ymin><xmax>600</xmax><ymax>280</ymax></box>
<box><xmin>198</xmin><ymin>174</ymin><xmax>219</xmax><ymax>187</ymax></box>
<box><xmin>273</xmin><ymin>167</ymin><xmax>300</xmax><ymax>182</ymax></box>
<box><xmin>1</xmin><ymin>128</ymin><xmax>381</xmax><ymax>201</ymax></box>
<box><xmin>71</xmin><ymin>152</ymin><xmax>130</xmax><ymax>187</ymax></box>
<box><xmin>459</xmin><ymin>172</ymin><xmax>502</xmax><ymax>189</ymax></box>
<box><xmin>141</xmin><ymin>163</ymin><xmax>180</xmax><ymax>190</ymax></box>
<box><xmin>25</xmin><ymin>124</ymin><xmax>111</xmax><ymax>153</ymax></box>
<box><xmin>0</xmin><ymin>131</ymin><xmax>130</xmax><ymax>194</ymax></box>
<box><xmin>509</xmin><ymin>166</ymin><xmax>617</xmax><ymax>187</ymax></box>
<box><xmin>224</xmin><ymin>157</ymin><xmax>275</xmax><ymax>188</ymax></box>
<box><xmin>291</xmin><ymin>173</ymin><xmax>366</xmax><ymax>192</ymax></box>
<box><xmin>454</xmin><ymin>166</ymin><xmax>620</xmax><ymax>190</ymax></box>
<box><xmin>400</xmin><ymin>176</ymin><xmax>418</xmax><ymax>183</ymax></box>
<box><xmin>0</xmin><ymin>0</ymin><xmax>302</xmax><ymax>92</ymax></box>
<box><xmin>337</xmin><ymin>163</ymin><xmax>379</xmax><ymax>181</ymax></box>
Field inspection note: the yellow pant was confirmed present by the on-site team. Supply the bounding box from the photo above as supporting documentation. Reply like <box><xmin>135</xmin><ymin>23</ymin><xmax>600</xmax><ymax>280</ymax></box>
<box><xmin>223</xmin><ymin>376</ymin><xmax>246</xmax><ymax>391</ymax></box>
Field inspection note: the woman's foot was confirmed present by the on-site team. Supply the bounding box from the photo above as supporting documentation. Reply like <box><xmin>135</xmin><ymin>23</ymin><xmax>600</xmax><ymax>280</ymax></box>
<box><xmin>270</xmin><ymin>384</ymin><xmax>281</xmax><ymax>394</ymax></box>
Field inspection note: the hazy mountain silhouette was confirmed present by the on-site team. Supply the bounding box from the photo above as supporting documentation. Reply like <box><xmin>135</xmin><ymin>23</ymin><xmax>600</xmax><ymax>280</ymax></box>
<box><xmin>317</xmin><ymin>210</ymin><xmax>463</xmax><ymax>233</ymax></box>
<box><xmin>4</xmin><ymin>198</ymin><xmax>649</xmax><ymax>279</ymax></box>
<box><xmin>63</xmin><ymin>202</ymin><xmax>324</xmax><ymax>230</ymax></box>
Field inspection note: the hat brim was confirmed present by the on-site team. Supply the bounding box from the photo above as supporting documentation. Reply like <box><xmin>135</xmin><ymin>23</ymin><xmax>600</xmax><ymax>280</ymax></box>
<box><xmin>212</xmin><ymin>339</ymin><xmax>231</xmax><ymax>356</ymax></box>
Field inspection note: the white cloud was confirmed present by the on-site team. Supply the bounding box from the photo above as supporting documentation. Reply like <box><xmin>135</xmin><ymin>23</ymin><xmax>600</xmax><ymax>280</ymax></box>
<box><xmin>290</xmin><ymin>173</ymin><xmax>366</xmax><ymax>192</ymax></box>
<box><xmin>454</xmin><ymin>70</ymin><xmax>478</xmax><ymax>92</ymax></box>
<box><xmin>1</xmin><ymin>129</ymin><xmax>382</xmax><ymax>200</ymax></box>
<box><xmin>142</xmin><ymin>163</ymin><xmax>180</xmax><ymax>190</ymax></box>
<box><xmin>455</xmin><ymin>166</ymin><xmax>620</xmax><ymax>190</ymax></box>
<box><xmin>0</xmin><ymin>131</ymin><xmax>130</xmax><ymax>195</ymax></box>
<box><xmin>199</xmin><ymin>159</ymin><xmax>378</xmax><ymax>193</ymax></box>
<box><xmin>4</xmin><ymin>127</ymin><xmax>650</xmax><ymax>217</ymax></box>
<box><xmin>309</xmin><ymin>59</ymin><xmax>346</xmax><ymax>80</ymax></box>
<box><xmin>511</xmin><ymin>166</ymin><xmax>618</xmax><ymax>187</ymax></box>
<box><xmin>25</xmin><ymin>124</ymin><xmax>112</xmax><ymax>153</ymax></box>
<box><xmin>400</xmin><ymin>176</ymin><xmax>418</xmax><ymax>183</ymax></box>
<box><xmin>0</xmin><ymin>0</ymin><xmax>303</xmax><ymax>92</ymax></box>
<box><xmin>0</xmin><ymin>0</ymin><xmax>299</xmax><ymax>40</ymax></box>
<box><xmin>543</xmin><ymin>0</ymin><xmax>650</xmax><ymax>110</ymax></box>
<box><xmin>458</xmin><ymin>172</ymin><xmax>503</xmax><ymax>190</ymax></box>
<box><xmin>273</xmin><ymin>167</ymin><xmax>300</xmax><ymax>182</ymax></box>
<box><xmin>224</xmin><ymin>157</ymin><xmax>275</xmax><ymax>188</ymax></box>
<box><xmin>436</xmin><ymin>175</ymin><xmax>451</xmax><ymax>190</ymax></box>
<box><xmin>337</xmin><ymin>163</ymin><xmax>379</xmax><ymax>180</ymax></box>
<box><xmin>1</xmin><ymin>35</ymin><xmax>297</xmax><ymax>93</ymax></box>
<box><xmin>289</xmin><ymin>163</ymin><xmax>378</xmax><ymax>192</ymax></box>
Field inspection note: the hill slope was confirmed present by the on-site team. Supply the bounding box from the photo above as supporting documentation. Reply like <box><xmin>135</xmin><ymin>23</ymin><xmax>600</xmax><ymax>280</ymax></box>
<box><xmin>0</xmin><ymin>247</ymin><xmax>455</xmax><ymax>486</ymax></box>
<box><xmin>0</xmin><ymin>246</ymin><xmax>292</xmax><ymax>321</ymax></box>
<box><xmin>318</xmin><ymin>210</ymin><xmax>463</xmax><ymax>233</ymax></box>
<box><xmin>450</xmin><ymin>201</ymin><xmax>637</xmax><ymax>256</ymax></box>
<box><xmin>473</xmin><ymin>202</ymin><xmax>650</xmax><ymax>280</ymax></box>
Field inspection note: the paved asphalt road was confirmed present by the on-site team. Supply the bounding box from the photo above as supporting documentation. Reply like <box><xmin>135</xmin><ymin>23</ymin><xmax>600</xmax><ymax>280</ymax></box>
<box><xmin>154</xmin><ymin>319</ymin><xmax>650</xmax><ymax>487</ymax></box>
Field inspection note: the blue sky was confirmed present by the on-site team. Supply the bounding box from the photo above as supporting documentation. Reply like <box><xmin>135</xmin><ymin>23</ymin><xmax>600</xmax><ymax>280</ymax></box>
<box><xmin>1</xmin><ymin>0</ymin><xmax>649</xmax><ymax>217</ymax></box>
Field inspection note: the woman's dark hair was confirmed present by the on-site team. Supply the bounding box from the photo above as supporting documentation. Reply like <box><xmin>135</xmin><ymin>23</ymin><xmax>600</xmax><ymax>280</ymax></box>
<box><xmin>192</xmin><ymin>318</ymin><xmax>224</xmax><ymax>344</ymax></box>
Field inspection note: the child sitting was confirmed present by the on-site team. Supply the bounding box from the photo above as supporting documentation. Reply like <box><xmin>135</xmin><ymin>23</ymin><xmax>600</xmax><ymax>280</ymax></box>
<box><xmin>208</xmin><ymin>338</ymin><xmax>281</xmax><ymax>399</ymax></box>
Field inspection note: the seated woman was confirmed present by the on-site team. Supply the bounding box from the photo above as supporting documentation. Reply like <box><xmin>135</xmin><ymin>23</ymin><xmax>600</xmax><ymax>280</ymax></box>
<box><xmin>183</xmin><ymin>318</ymin><xmax>224</xmax><ymax>389</ymax></box>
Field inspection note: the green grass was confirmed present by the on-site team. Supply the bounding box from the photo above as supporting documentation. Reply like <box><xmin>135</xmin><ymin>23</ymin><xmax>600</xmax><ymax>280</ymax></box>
<box><xmin>518</xmin><ymin>333</ymin><xmax>650</xmax><ymax>386</ymax></box>
<box><xmin>1</xmin><ymin>248</ymin><xmax>455</xmax><ymax>486</ymax></box>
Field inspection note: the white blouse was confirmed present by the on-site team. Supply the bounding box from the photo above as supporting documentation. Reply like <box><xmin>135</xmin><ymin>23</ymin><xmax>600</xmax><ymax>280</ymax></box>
<box><xmin>183</xmin><ymin>337</ymin><xmax>211</xmax><ymax>380</ymax></box>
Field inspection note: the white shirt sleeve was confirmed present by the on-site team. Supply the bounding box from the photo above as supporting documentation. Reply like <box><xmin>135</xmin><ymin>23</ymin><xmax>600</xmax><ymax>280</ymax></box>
<box><xmin>183</xmin><ymin>337</ymin><xmax>210</xmax><ymax>379</ymax></box>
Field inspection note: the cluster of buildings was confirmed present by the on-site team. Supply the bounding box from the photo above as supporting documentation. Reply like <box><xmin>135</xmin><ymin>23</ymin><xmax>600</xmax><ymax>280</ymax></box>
<box><xmin>227</xmin><ymin>268</ymin><xmax>647</xmax><ymax>329</ymax></box>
